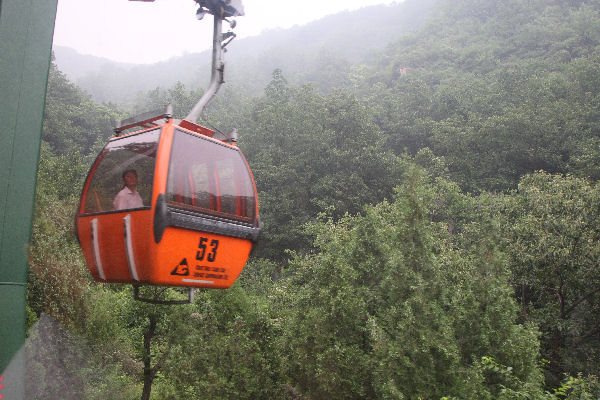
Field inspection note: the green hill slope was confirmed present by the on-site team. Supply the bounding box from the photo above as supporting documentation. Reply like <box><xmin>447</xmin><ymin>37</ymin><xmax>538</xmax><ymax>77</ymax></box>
<box><xmin>362</xmin><ymin>0</ymin><xmax>600</xmax><ymax>191</ymax></box>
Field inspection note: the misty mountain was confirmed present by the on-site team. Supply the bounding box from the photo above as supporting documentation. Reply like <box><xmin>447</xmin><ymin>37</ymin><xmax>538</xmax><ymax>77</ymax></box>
<box><xmin>53</xmin><ymin>0</ymin><xmax>437</xmax><ymax>104</ymax></box>
<box><xmin>51</xmin><ymin>46</ymin><xmax>136</xmax><ymax>81</ymax></box>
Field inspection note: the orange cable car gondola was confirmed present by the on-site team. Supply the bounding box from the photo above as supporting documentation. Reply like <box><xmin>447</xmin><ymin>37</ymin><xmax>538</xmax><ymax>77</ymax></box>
<box><xmin>76</xmin><ymin>1</ymin><xmax>259</xmax><ymax>294</ymax></box>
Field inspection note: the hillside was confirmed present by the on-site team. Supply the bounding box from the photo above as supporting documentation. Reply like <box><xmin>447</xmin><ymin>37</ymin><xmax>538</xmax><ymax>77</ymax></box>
<box><xmin>31</xmin><ymin>0</ymin><xmax>600</xmax><ymax>397</ymax></box>
<box><xmin>53</xmin><ymin>0</ymin><xmax>436</xmax><ymax>103</ymax></box>
<box><xmin>358</xmin><ymin>0</ymin><xmax>600</xmax><ymax>191</ymax></box>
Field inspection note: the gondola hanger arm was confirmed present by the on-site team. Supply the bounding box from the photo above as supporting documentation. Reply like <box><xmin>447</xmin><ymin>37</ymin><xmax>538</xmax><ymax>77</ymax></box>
<box><xmin>129</xmin><ymin>0</ymin><xmax>243</xmax><ymax>124</ymax></box>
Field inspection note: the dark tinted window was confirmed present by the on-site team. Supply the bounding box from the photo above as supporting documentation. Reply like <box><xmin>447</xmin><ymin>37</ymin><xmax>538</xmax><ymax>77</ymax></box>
<box><xmin>166</xmin><ymin>129</ymin><xmax>256</xmax><ymax>223</ymax></box>
<box><xmin>83</xmin><ymin>129</ymin><xmax>159</xmax><ymax>214</ymax></box>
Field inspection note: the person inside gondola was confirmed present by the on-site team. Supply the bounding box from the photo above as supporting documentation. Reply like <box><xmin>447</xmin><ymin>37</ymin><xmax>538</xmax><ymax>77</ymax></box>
<box><xmin>114</xmin><ymin>169</ymin><xmax>144</xmax><ymax>210</ymax></box>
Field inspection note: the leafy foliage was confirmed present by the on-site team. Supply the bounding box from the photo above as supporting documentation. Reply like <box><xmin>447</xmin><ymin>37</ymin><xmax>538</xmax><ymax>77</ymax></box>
<box><xmin>277</xmin><ymin>167</ymin><xmax>542</xmax><ymax>399</ymax></box>
<box><xmin>495</xmin><ymin>172</ymin><xmax>600</xmax><ymax>386</ymax></box>
<box><xmin>244</xmin><ymin>70</ymin><xmax>402</xmax><ymax>258</ymax></box>
<box><xmin>43</xmin><ymin>57</ymin><xmax>123</xmax><ymax>157</ymax></box>
<box><xmin>364</xmin><ymin>0</ymin><xmax>600</xmax><ymax>192</ymax></box>
<box><xmin>27</xmin><ymin>0</ymin><xmax>600</xmax><ymax>397</ymax></box>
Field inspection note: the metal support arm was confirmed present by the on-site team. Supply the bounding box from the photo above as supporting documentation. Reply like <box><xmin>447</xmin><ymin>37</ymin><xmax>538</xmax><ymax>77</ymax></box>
<box><xmin>185</xmin><ymin>16</ymin><xmax>225</xmax><ymax>123</ymax></box>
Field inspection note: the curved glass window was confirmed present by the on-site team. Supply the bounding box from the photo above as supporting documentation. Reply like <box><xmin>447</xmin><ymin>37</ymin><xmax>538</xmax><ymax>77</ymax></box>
<box><xmin>166</xmin><ymin>129</ymin><xmax>256</xmax><ymax>224</ymax></box>
<box><xmin>82</xmin><ymin>129</ymin><xmax>160</xmax><ymax>214</ymax></box>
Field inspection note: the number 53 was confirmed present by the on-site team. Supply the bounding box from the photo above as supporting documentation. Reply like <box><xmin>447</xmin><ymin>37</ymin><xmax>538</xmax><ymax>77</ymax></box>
<box><xmin>196</xmin><ymin>237</ymin><xmax>219</xmax><ymax>262</ymax></box>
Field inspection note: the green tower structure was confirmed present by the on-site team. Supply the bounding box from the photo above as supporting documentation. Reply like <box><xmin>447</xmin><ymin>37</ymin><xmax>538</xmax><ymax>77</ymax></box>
<box><xmin>0</xmin><ymin>0</ymin><xmax>59</xmax><ymax>398</ymax></box>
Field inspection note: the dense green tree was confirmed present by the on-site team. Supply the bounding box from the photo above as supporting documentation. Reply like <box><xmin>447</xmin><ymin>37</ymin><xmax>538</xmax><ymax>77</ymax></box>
<box><xmin>363</xmin><ymin>0</ymin><xmax>600</xmax><ymax>191</ymax></box>
<box><xmin>494</xmin><ymin>172</ymin><xmax>600</xmax><ymax>386</ymax></box>
<box><xmin>132</xmin><ymin>81</ymin><xmax>203</xmax><ymax>119</ymax></box>
<box><xmin>279</xmin><ymin>166</ymin><xmax>543</xmax><ymax>399</ymax></box>
<box><xmin>28</xmin><ymin>143</ymin><xmax>89</xmax><ymax>329</ymax></box>
<box><xmin>246</xmin><ymin>71</ymin><xmax>402</xmax><ymax>259</ymax></box>
<box><xmin>131</xmin><ymin>81</ymin><xmax>253</xmax><ymax>141</ymax></box>
<box><xmin>158</xmin><ymin>285</ymin><xmax>285</xmax><ymax>399</ymax></box>
<box><xmin>28</xmin><ymin>1</ymin><xmax>600</xmax><ymax>397</ymax></box>
<box><xmin>43</xmin><ymin>56</ymin><xmax>123</xmax><ymax>157</ymax></box>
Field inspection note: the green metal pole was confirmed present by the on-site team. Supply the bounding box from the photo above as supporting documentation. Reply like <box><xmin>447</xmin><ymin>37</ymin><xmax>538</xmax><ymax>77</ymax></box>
<box><xmin>0</xmin><ymin>0</ymin><xmax>58</xmax><ymax>398</ymax></box>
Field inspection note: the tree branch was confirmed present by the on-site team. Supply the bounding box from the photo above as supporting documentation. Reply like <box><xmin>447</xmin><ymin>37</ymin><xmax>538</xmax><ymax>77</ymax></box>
<box><xmin>573</xmin><ymin>319</ymin><xmax>600</xmax><ymax>346</ymax></box>
<box><xmin>562</xmin><ymin>286</ymin><xmax>600</xmax><ymax>318</ymax></box>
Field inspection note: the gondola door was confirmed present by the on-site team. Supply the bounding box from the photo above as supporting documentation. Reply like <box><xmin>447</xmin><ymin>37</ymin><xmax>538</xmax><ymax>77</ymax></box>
<box><xmin>77</xmin><ymin>127</ymin><xmax>161</xmax><ymax>283</ymax></box>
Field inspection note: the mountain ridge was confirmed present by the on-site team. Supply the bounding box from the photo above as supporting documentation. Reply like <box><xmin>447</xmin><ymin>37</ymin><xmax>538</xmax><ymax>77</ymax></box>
<box><xmin>53</xmin><ymin>0</ymin><xmax>437</xmax><ymax>103</ymax></box>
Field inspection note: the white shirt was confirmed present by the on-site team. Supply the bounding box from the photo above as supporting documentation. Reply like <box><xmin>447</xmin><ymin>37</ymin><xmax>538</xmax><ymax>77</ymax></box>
<box><xmin>113</xmin><ymin>187</ymin><xmax>144</xmax><ymax>210</ymax></box>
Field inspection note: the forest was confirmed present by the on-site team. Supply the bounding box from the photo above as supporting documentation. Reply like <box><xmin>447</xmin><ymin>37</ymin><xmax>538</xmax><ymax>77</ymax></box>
<box><xmin>27</xmin><ymin>0</ymin><xmax>600</xmax><ymax>398</ymax></box>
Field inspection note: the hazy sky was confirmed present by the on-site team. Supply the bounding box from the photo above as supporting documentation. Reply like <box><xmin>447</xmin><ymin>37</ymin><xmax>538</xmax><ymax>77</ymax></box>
<box><xmin>53</xmin><ymin>0</ymin><xmax>398</xmax><ymax>64</ymax></box>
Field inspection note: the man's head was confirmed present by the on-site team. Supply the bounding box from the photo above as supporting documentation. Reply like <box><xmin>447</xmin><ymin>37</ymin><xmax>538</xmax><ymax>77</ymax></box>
<box><xmin>122</xmin><ymin>169</ymin><xmax>138</xmax><ymax>190</ymax></box>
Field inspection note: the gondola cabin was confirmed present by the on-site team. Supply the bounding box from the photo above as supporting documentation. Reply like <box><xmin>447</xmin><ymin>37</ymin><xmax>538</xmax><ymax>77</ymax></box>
<box><xmin>76</xmin><ymin>108</ymin><xmax>260</xmax><ymax>289</ymax></box>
